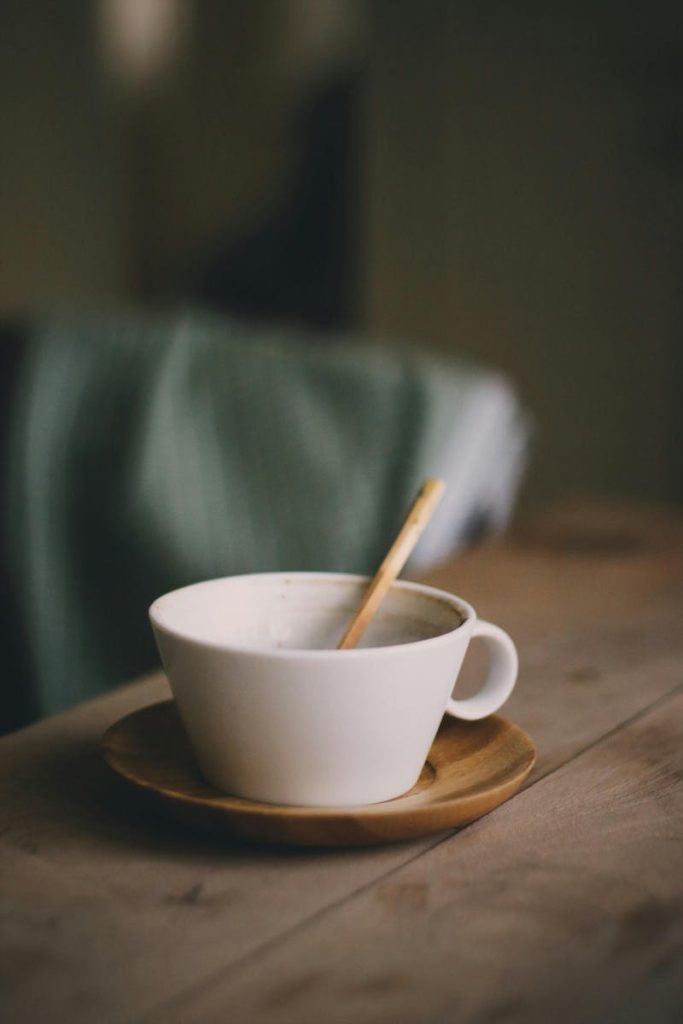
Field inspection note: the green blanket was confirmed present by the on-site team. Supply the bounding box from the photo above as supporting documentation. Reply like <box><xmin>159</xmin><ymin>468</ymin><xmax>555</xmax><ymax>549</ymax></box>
<box><xmin>4</xmin><ymin>312</ymin><xmax>525</xmax><ymax>717</ymax></box>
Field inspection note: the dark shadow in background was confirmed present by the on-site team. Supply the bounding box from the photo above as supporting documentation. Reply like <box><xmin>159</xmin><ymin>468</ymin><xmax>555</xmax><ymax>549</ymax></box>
<box><xmin>197</xmin><ymin>70</ymin><xmax>362</xmax><ymax>331</ymax></box>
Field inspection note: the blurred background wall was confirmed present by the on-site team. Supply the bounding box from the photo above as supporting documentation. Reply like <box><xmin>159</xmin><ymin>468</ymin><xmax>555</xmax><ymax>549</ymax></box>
<box><xmin>363</xmin><ymin>1</ymin><xmax>683</xmax><ymax>509</ymax></box>
<box><xmin>1</xmin><ymin>0</ymin><xmax>681</xmax><ymax>510</ymax></box>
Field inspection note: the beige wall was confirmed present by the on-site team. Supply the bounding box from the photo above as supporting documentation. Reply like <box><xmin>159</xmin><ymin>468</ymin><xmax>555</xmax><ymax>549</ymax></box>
<box><xmin>0</xmin><ymin>2</ymin><xmax>127</xmax><ymax>308</ymax></box>
<box><xmin>0</xmin><ymin>1</ymin><xmax>363</xmax><ymax>306</ymax></box>
<box><xmin>2</xmin><ymin>1</ymin><xmax>680</xmax><ymax>507</ymax></box>
<box><xmin>0</xmin><ymin>1</ymin><xmax>321</xmax><ymax>306</ymax></box>
<box><xmin>361</xmin><ymin>2</ymin><xmax>683</xmax><ymax>506</ymax></box>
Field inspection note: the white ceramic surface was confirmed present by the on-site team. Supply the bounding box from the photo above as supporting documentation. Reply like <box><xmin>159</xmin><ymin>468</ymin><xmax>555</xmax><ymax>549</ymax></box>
<box><xmin>149</xmin><ymin>573</ymin><xmax>518</xmax><ymax>807</ymax></box>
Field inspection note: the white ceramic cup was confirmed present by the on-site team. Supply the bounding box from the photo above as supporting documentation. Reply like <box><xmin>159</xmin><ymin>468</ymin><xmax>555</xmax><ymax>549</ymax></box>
<box><xmin>149</xmin><ymin>573</ymin><xmax>518</xmax><ymax>807</ymax></box>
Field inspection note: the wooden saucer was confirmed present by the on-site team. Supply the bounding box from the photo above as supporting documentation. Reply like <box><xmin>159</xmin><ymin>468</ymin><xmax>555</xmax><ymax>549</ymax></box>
<box><xmin>101</xmin><ymin>701</ymin><xmax>535</xmax><ymax>847</ymax></box>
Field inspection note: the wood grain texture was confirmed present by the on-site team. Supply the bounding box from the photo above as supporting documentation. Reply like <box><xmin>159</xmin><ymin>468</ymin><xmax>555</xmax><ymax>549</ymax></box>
<box><xmin>101</xmin><ymin>701</ymin><xmax>535</xmax><ymax>846</ymax></box>
<box><xmin>0</xmin><ymin>501</ymin><xmax>681</xmax><ymax>1024</ymax></box>
<box><xmin>150</xmin><ymin>687</ymin><xmax>683</xmax><ymax>1024</ymax></box>
<box><xmin>426</xmin><ymin>499</ymin><xmax>683</xmax><ymax>783</ymax></box>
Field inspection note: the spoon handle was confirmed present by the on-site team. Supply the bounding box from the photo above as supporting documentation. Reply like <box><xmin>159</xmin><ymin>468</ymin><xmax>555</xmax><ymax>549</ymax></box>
<box><xmin>337</xmin><ymin>478</ymin><xmax>446</xmax><ymax>650</ymax></box>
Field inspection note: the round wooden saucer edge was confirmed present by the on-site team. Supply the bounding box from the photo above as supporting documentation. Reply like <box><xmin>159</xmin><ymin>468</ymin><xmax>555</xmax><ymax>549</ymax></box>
<box><xmin>101</xmin><ymin>700</ymin><xmax>535</xmax><ymax>847</ymax></box>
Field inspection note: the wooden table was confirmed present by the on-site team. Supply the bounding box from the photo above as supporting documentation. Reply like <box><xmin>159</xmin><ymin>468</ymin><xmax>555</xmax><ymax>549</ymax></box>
<box><xmin>1</xmin><ymin>501</ymin><xmax>682</xmax><ymax>1024</ymax></box>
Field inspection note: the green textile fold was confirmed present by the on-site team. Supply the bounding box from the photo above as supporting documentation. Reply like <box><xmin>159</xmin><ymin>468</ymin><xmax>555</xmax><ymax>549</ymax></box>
<box><xmin>4</xmin><ymin>311</ymin><xmax>508</xmax><ymax>716</ymax></box>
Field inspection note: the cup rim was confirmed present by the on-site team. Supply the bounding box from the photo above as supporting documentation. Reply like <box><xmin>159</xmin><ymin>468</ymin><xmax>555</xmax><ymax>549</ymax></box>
<box><xmin>149</xmin><ymin>572</ymin><xmax>474</xmax><ymax>659</ymax></box>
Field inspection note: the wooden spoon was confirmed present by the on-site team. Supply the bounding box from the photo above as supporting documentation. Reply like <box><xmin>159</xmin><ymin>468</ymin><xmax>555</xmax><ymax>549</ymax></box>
<box><xmin>337</xmin><ymin>478</ymin><xmax>446</xmax><ymax>649</ymax></box>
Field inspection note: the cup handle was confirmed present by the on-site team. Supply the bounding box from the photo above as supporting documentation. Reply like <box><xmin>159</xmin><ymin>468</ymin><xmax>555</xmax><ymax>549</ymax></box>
<box><xmin>446</xmin><ymin>619</ymin><xmax>518</xmax><ymax>721</ymax></box>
